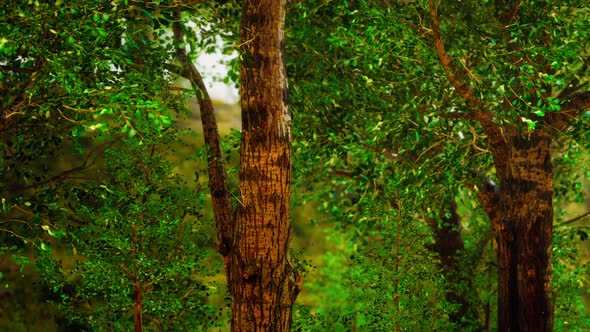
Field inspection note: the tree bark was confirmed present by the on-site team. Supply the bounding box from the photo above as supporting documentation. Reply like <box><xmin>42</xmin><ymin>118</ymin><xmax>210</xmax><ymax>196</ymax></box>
<box><xmin>428</xmin><ymin>1</ymin><xmax>556</xmax><ymax>329</ymax></box>
<box><xmin>230</xmin><ymin>1</ymin><xmax>301</xmax><ymax>331</ymax></box>
<box><xmin>172</xmin><ymin>4</ymin><xmax>300</xmax><ymax>329</ymax></box>
<box><xmin>492</xmin><ymin>130</ymin><xmax>554</xmax><ymax>332</ymax></box>
<box><xmin>172</xmin><ymin>14</ymin><xmax>234</xmax><ymax>259</ymax></box>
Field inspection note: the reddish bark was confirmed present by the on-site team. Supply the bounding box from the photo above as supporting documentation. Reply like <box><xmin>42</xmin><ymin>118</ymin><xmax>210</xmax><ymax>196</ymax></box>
<box><xmin>492</xmin><ymin>130</ymin><xmax>554</xmax><ymax>331</ymax></box>
<box><xmin>428</xmin><ymin>1</ymin><xmax>558</xmax><ymax>329</ymax></box>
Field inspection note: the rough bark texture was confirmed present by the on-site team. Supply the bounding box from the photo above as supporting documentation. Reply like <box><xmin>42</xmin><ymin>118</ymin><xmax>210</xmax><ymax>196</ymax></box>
<box><xmin>492</xmin><ymin>130</ymin><xmax>554</xmax><ymax>332</ymax></box>
<box><xmin>172</xmin><ymin>5</ymin><xmax>299</xmax><ymax>330</ymax></box>
<box><xmin>172</xmin><ymin>7</ymin><xmax>235</xmax><ymax>327</ymax></box>
<box><xmin>428</xmin><ymin>1</ymin><xmax>557</xmax><ymax>330</ymax></box>
<box><xmin>230</xmin><ymin>1</ymin><xmax>300</xmax><ymax>331</ymax></box>
<box><xmin>172</xmin><ymin>13</ymin><xmax>234</xmax><ymax>263</ymax></box>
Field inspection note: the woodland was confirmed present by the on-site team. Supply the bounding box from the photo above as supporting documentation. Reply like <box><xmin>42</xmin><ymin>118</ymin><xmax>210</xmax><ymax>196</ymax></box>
<box><xmin>1</xmin><ymin>0</ymin><xmax>590</xmax><ymax>331</ymax></box>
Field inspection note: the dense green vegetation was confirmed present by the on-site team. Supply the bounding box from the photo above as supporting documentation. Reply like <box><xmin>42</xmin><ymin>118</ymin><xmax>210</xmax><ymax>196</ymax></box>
<box><xmin>1</xmin><ymin>0</ymin><xmax>589</xmax><ymax>331</ymax></box>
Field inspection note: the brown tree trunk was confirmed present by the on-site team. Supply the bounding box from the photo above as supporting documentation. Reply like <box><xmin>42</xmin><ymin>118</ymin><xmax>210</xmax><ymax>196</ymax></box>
<box><xmin>172</xmin><ymin>4</ymin><xmax>300</xmax><ymax>330</ymax></box>
<box><xmin>428</xmin><ymin>2</ymin><xmax>556</xmax><ymax>328</ymax></box>
<box><xmin>493</xmin><ymin>130</ymin><xmax>554</xmax><ymax>331</ymax></box>
<box><xmin>229</xmin><ymin>1</ymin><xmax>301</xmax><ymax>331</ymax></box>
<box><xmin>173</xmin><ymin>14</ymin><xmax>234</xmax><ymax>258</ymax></box>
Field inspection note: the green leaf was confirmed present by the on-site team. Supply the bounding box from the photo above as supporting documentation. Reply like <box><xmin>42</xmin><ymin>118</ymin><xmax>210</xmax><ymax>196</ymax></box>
<box><xmin>1</xmin><ymin>198</ymin><xmax>9</xmax><ymax>213</ymax></box>
<box><xmin>521</xmin><ymin>117</ymin><xmax>536</xmax><ymax>130</ymax></box>
<box><xmin>160</xmin><ymin>115</ymin><xmax>171</xmax><ymax>126</ymax></box>
<box><xmin>39</xmin><ymin>242</ymin><xmax>52</xmax><ymax>253</ymax></box>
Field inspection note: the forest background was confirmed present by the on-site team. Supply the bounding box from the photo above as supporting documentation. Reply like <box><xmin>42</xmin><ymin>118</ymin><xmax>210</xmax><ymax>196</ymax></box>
<box><xmin>1</xmin><ymin>0</ymin><xmax>589</xmax><ymax>331</ymax></box>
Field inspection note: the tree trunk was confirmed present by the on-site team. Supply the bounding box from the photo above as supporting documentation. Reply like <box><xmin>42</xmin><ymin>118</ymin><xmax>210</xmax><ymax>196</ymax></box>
<box><xmin>230</xmin><ymin>1</ymin><xmax>301</xmax><ymax>331</ymax></box>
<box><xmin>493</xmin><ymin>130</ymin><xmax>554</xmax><ymax>331</ymax></box>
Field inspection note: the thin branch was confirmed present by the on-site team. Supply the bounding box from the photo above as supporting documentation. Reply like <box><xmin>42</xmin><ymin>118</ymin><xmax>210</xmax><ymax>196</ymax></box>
<box><xmin>164</xmin><ymin>86</ymin><xmax>193</xmax><ymax>92</ymax></box>
<box><xmin>443</xmin><ymin>111</ymin><xmax>472</xmax><ymax>120</ymax></box>
<box><xmin>163</xmin><ymin>63</ymin><xmax>188</xmax><ymax>78</ymax></box>
<box><xmin>361</xmin><ymin>143</ymin><xmax>412</xmax><ymax>163</ymax></box>
<box><xmin>328</xmin><ymin>168</ymin><xmax>355</xmax><ymax>179</ymax></box>
<box><xmin>397</xmin><ymin>15</ymin><xmax>433</xmax><ymax>41</ymax></box>
<box><xmin>0</xmin><ymin>65</ymin><xmax>36</xmax><ymax>74</ymax></box>
<box><xmin>559</xmin><ymin>211</ymin><xmax>590</xmax><ymax>226</ymax></box>
<box><xmin>494</xmin><ymin>0</ymin><xmax>521</xmax><ymax>27</ymax></box>
<box><xmin>560</xmin><ymin>91</ymin><xmax>590</xmax><ymax>112</ymax></box>
<box><xmin>0</xmin><ymin>227</ymin><xmax>39</xmax><ymax>245</ymax></box>
<box><xmin>129</xmin><ymin>0</ymin><xmax>210</xmax><ymax>8</ymax></box>
<box><xmin>428</xmin><ymin>0</ymin><xmax>505</xmax><ymax>152</ymax></box>
<box><xmin>560</xmin><ymin>82</ymin><xmax>589</xmax><ymax>99</ymax></box>
<box><xmin>413</xmin><ymin>139</ymin><xmax>443</xmax><ymax>164</ymax></box>
<box><xmin>172</xmin><ymin>11</ymin><xmax>234</xmax><ymax>256</ymax></box>
<box><xmin>4</xmin><ymin>111</ymin><xmax>25</xmax><ymax>119</ymax></box>
<box><xmin>6</xmin><ymin>141</ymin><xmax>114</xmax><ymax>192</ymax></box>
<box><xmin>557</xmin><ymin>59</ymin><xmax>589</xmax><ymax>99</ymax></box>
<box><xmin>546</xmin><ymin>90</ymin><xmax>590</xmax><ymax>131</ymax></box>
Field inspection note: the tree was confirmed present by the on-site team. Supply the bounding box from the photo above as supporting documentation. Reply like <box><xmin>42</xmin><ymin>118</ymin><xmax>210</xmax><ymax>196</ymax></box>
<box><xmin>231</xmin><ymin>0</ymin><xmax>302</xmax><ymax>330</ymax></box>
<box><xmin>287</xmin><ymin>0</ymin><xmax>589</xmax><ymax>330</ymax></box>
<box><xmin>425</xmin><ymin>1</ymin><xmax>589</xmax><ymax>329</ymax></box>
<box><xmin>0</xmin><ymin>0</ymin><xmax>179</xmax><ymax>263</ymax></box>
<box><xmin>3</xmin><ymin>0</ymin><xmax>299</xmax><ymax>328</ymax></box>
<box><xmin>173</xmin><ymin>1</ymin><xmax>300</xmax><ymax>329</ymax></box>
<box><xmin>34</xmin><ymin>134</ymin><xmax>219</xmax><ymax>331</ymax></box>
<box><xmin>1</xmin><ymin>1</ymin><xmax>220</xmax><ymax>330</ymax></box>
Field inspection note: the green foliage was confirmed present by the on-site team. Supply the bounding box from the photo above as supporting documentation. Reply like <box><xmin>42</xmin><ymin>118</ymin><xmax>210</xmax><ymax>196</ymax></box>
<box><xmin>2</xmin><ymin>0</ymin><xmax>589</xmax><ymax>330</ymax></box>
<box><xmin>293</xmin><ymin>179</ymin><xmax>457</xmax><ymax>330</ymax></box>
<box><xmin>0</xmin><ymin>0</ymin><xmax>239</xmax><ymax>329</ymax></box>
<box><xmin>288</xmin><ymin>0</ymin><xmax>589</xmax><ymax>329</ymax></box>
<box><xmin>552</xmin><ymin>228</ymin><xmax>590</xmax><ymax>331</ymax></box>
<box><xmin>0</xmin><ymin>0</ymin><xmax>183</xmax><ymax>248</ymax></box>
<box><xmin>34</xmin><ymin>128</ymin><xmax>224</xmax><ymax>330</ymax></box>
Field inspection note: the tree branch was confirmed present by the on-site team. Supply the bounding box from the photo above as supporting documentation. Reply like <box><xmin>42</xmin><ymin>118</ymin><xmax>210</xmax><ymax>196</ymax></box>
<box><xmin>6</xmin><ymin>140</ymin><xmax>114</xmax><ymax>193</ymax></box>
<box><xmin>163</xmin><ymin>63</ymin><xmax>188</xmax><ymax>79</ymax></box>
<box><xmin>560</xmin><ymin>91</ymin><xmax>590</xmax><ymax>112</ymax></box>
<box><xmin>467</xmin><ymin>169</ymin><xmax>502</xmax><ymax>230</ymax></box>
<box><xmin>546</xmin><ymin>90</ymin><xmax>590</xmax><ymax>131</ymax></box>
<box><xmin>428</xmin><ymin>0</ymin><xmax>477</xmax><ymax>109</ymax></box>
<box><xmin>558</xmin><ymin>211</ymin><xmax>590</xmax><ymax>226</ymax></box>
<box><xmin>362</xmin><ymin>143</ymin><xmax>413</xmax><ymax>163</ymax></box>
<box><xmin>0</xmin><ymin>65</ymin><xmax>36</xmax><ymax>74</ymax></box>
<box><xmin>557</xmin><ymin>55</ymin><xmax>589</xmax><ymax>99</ymax></box>
<box><xmin>494</xmin><ymin>0</ymin><xmax>521</xmax><ymax>27</ymax></box>
<box><xmin>172</xmin><ymin>11</ymin><xmax>234</xmax><ymax>256</ymax></box>
<box><xmin>397</xmin><ymin>15</ymin><xmax>433</xmax><ymax>41</ymax></box>
<box><xmin>427</xmin><ymin>0</ymin><xmax>505</xmax><ymax>151</ymax></box>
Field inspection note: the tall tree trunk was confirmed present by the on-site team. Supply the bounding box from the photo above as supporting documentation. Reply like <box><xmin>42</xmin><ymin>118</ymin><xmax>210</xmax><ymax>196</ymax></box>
<box><xmin>230</xmin><ymin>1</ymin><xmax>301</xmax><ymax>331</ymax></box>
<box><xmin>428</xmin><ymin>1</ymin><xmax>556</xmax><ymax>329</ymax></box>
<box><xmin>172</xmin><ymin>4</ymin><xmax>300</xmax><ymax>330</ymax></box>
<box><xmin>493</xmin><ymin>130</ymin><xmax>554</xmax><ymax>331</ymax></box>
